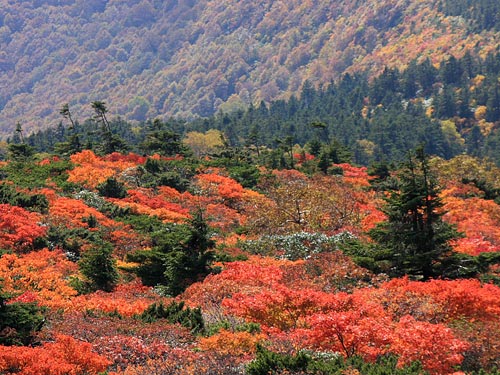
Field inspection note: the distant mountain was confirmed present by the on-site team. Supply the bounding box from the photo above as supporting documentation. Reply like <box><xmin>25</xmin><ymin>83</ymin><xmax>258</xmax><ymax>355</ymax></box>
<box><xmin>0</xmin><ymin>0</ymin><xmax>499</xmax><ymax>138</ymax></box>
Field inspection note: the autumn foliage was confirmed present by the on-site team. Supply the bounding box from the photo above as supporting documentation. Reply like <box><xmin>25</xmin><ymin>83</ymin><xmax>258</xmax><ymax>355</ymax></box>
<box><xmin>0</xmin><ymin>334</ymin><xmax>111</xmax><ymax>375</ymax></box>
<box><xmin>0</xmin><ymin>204</ymin><xmax>47</xmax><ymax>251</ymax></box>
<box><xmin>0</xmin><ymin>150</ymin><xmax>499</xmax><ymax>375</ymax></box>
<box><xmin>67</xmin><ymin>151</ymin><xmax>145</xmax><ymax>189</ymax></box>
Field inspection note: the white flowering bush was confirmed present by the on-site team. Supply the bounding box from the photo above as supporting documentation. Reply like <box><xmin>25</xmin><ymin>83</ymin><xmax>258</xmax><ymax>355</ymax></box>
<box><xmin>242</xmin><ymin>231</ymin><xmax>356</xmax><ymax>260</ymax></box>
<box><xmin>73</xmin><ymin>190</ymin><xmax>107</xmax><ymax>210</ymax></box>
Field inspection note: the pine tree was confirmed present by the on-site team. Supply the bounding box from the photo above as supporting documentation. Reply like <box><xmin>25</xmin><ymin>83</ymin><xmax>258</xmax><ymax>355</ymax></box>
<box><xmin>0</xmin><ymin>283</ymin><xmax>45</xmax><ymax>345</ymax></box>
<box><xmin>140</xmin><ymin>118</ymin><xmax>187</xmax><ymax>156</ymax></box>
<box><xmin>78</xmin><ymin>241</ymin><xmax>119</xmax><ymax>292</ymax></box>
<box><xmin>369</xmin><ymin>146</ymin><xmax>460</xmax><ymax>280</ymax></box>
<box><xmin>163</xmin><ymin>210</ymin><xmax>215</xmax><ymax>296</ymax></box>
<box><xmin>91</xmin><ymin>101</ymin><xmax>128</xmax><ymax>154</ymax></box>
<box><xmin>127</xmin><ymin>210</ymin><xmax>215</xmax><ymax>296</ymax></box>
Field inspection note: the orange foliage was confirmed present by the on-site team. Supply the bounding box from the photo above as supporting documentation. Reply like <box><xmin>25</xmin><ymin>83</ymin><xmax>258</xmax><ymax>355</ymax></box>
<box><xmin>279</xmin><ymin>252</ymin><xmax>381</xmax><ymax>292</ymax></box>
<box><xmin>67</xmin><ymin>150</ymin><xmax>141</xmax><ymax>188</ymax></box>
<box><xmin>0</xmin><ymin>334</ymin><xmax>111</xmax><ymax>375</ymax></box>
<box><xmin>0</xmin><ymin>204</ymin><xmax>47</xmax><ymax>251</ymax></box>
<box><xmin>369</xmin><ymin>277</ymin><xmax>500</xmax><ymax>323</ymax></box>
<box><xmin>195</xmin><ymin>173</ymin><xmax>247</xmax><ymax>202</ymax></box>
<box><xmin>442</xmin><ymin>193</ymin><xmax>500</xmax><ymax>255</ymax></box>
<box><xmin>194</xmin><ymin>172</ymin><xmax>263</xmax><ymax>208</ymax></box>
<box><xmin>334</xmin><ymin>163</ymin><xmax>372</xmax><ymax>187</ymax></box>
<box><xmin>204</xmin><ymin>203</ymin><xmax>243</xmax><ymax>231</ymax></box>
<box><xmin>70</xmin><ymin>280</ymin><xmax>158</xmax><ymax>317</ymax></box>
<box><xmin>49</xmin><ymin>196</ymin><xmax>117</xmax><ymax>229</ymax></box>
<box><xmin>198</xmin><ymin>329</ymin><xmax>265</xmax><ymax>357</ymax></box>
<box><xmin>110</xmin><ymin>188</ymin><xmax>190</xmax><ymax>223</ymax></box>
<box><xmin>0</xmin><ymin>248</ymin><xmax>77</xmax><ymax>309</ymax></box>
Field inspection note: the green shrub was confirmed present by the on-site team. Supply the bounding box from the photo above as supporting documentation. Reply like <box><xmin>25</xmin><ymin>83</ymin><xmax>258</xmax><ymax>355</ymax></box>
<box><xmin>0</xmin><ymin>285</ymin><xmax>45</xmax><ymax>346</ymax></box>
<box><xmin>78</xmin><ymin>241</ymin><xmax>119</xmax><ymax>292</ymax></box>
<box><xmin>139</xmin><ymin>301</ymin><xmax>204</xmax><ymax>334</ymax></box>
<box><xmin>97</xmin><ymin>177</ymin><xmax>127</xmax><ymax>198</ymax></box>
<box><xmin>247</xmin><ymin>347</ymin><xmax>429</xmax><ymax>375</ymax></box>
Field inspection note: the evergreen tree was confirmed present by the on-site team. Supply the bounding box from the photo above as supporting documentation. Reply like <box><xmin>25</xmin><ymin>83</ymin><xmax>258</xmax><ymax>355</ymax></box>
<box><xmin>127</xmin><ymin>210</ymin><xmax>215</xmax><ymax>296</ymax></box>
<box><xmin>163</xmin><ymin>210</ymin><xmax>215</xmax><ymax>296</ymax></box>
<box><xmin>59</xmin><ymin>103</ymin><xmax>76</xmax><ymax>129</ymax></box>
<box><xmin>0</xmin><ymin>283</ymin><xmax>45</xmax><ymax>346</ymax></box>
<box><xmin>369</xmin><ymin>146</ymin><xmax>460</xmax><ymax>280</ymax></box>
<box><xmin>8</xmin><ymin>122</ymin><xmax>34</xmax><ymax>161</ymax></box>
<box><xmin>97</xmin><ymin>177</ymin><xmax>127</xmax><ymax>199</ymax></box>
<box><xmin>78</xmin><ymin>241</ymin><xmax>119</xmax><ymax>292</ymax></box>
<box><xmin>91</xmin><ymin>101</ymin><xmax>128</xmax><ymax>154</ymax></box>
<box><xmin>140</xmin><ymin>118</ymin><xmax>187</xmax><ymax>156</ymax></box>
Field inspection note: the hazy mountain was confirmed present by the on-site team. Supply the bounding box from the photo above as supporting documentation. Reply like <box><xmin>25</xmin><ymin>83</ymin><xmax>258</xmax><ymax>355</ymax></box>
<box><xmin>0</xmin><ymin>0</ymin><xmax>499</xmax><ymax>138</ymax></box>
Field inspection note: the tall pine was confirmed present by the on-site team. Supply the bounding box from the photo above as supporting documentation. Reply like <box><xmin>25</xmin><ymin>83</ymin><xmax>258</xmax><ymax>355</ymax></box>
<box><xmin>369</xmin><ymin>146</ymin><xmax>459</xmax><ymax>280</ymax></box>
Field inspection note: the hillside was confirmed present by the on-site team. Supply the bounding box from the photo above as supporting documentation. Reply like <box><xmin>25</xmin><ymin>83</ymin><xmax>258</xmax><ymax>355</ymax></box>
<box><xmin>1</xmin><ymin>0</ymin><xmax>500</xmax><ymax>138</ymax></box>
<box><xmin>0</xmin><ymin>145</ymin><xmax>500</xmax><ymax>374</ymax></box>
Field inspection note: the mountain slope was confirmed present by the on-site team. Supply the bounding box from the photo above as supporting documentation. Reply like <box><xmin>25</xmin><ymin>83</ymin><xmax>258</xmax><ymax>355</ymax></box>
<box><xmin>0</xmin><ymin>0</ymin><xmax>499</xmax><ymax>138</ymax></box>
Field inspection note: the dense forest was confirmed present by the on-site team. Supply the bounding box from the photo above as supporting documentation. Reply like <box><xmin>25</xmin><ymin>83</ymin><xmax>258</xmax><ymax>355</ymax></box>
<box><xmin>1</xmin><ymin>0</ymin><xmax>500</xmax><ymax>137</ymax></box>
<box><xmin>16</xmin><ymin>50</ymin><xmax>500</xmax><ymax>166</ymax></box>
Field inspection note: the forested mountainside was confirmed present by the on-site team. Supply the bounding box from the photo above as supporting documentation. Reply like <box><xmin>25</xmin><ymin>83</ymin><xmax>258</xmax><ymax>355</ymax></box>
<box><xmin>1</xmin><ymin>0</ymin><xmax>500</xmax><ymax>137</ymax></box>
<box><xmin>20</xmin><ymin>51</ymin><xmax>500</xmax><ymax>166</ymax></box>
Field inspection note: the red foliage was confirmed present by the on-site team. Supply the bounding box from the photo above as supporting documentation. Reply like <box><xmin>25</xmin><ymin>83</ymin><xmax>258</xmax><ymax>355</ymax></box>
<box><xmin>223</xmin><ymin>284</ymin><xmax>346</xmax><ymax>331</ymax></box>
<box><xmin>182</xmin><ymin>256</ymin><xmax>289</xmax><ymax>308</ymax></box>
<box><xmin>293</xmin><ymin>152</ymin><xmax>315</xmax><ymax>164</ymax></box>
<box><xmin>103</xmin><ymin>152</ymin><xmax>147</xmax><ymax>165</ymax></box>
<box><xmin>110</xmin><ymin>228</ymin><xmax>149</xmax><ymax>259</ymax></box>
<box><xmin>0</xmin><ymin>334</ymin><xmax>111</xmax><ymax>375</ymax></box>
<box><xmin>48</xmin><ymin>311</ymin><xmax>195</xmax><ymax>372</ymax></box>
<box><xmin>0</xmin><ymin>204</ymin><xmax>47</xmax><ymax>251</ymax></box>
<box><xmin>297</xmin><ymin>302</ymin><xmax>392</xmax><ymax>361</ymax></box>
<box><xmin>120</xmin><ymin>348</ymin><xmax>239</xmax><ymax>375</ymax></box>
<box><xmin>392</xmin><ymin>316</ymin><xmax>469</xmax><ymax>374</ymax></box>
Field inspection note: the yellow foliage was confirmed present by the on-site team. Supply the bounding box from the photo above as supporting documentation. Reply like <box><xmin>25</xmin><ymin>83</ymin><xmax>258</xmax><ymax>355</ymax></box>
<box><xmin>441</xmin><ymin>120</ymin><xmax>465</xmax><ymax>148</ymax></box>
<box><xmin>475</xmin><ymin>105</ymin><xmax>488</xmax><ymax>121</ymax></box>
<box><xmin>183</xmin><ymin>129</ymin><xmax>225</xmax><ymax>157</ymax></box>
<box><xmin>356</xmin><ymin>139</ymin><xmax>376</xmax><ymax>157</ymax></box>
<box><xmin>470</xmin><ymin>74</ymin><xmax>486</xmax><ymax>91</ymax></box>
<box><xmin>198</xmin><ymin>330</ymin><xmax>265</xmax><ymax>356</ymax></box>
<box><xmin>477</xmin><ymin>119</ymin><xmax>494</xmax><ymax>136</ymax></box>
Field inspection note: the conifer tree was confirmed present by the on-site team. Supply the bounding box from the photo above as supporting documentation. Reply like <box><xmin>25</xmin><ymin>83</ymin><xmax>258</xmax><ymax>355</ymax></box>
<box><xmin>163</xmin><ymin>210</ymin><xmax>215</xmax><ymax>296</ymax></box>
<box><xmin>79</xmin><ymin>241</ymin><xmax>119</xmax><ymax>292</ymax></box>
<box><xmin>127</xmin><ymin>210</ymin><xmax>215</xmax><ymax>296</ymax></box>
<box><xmin>91</xmin><ymin>101</ymin><xmax>128</xmax><ymax>154</ymax></box>
<box><xmin>369</xmin><ymin>145</ymin><xmax>460</xmax><ymax>280</ymax></box>
<box><xmin>0</xmin><ymin>283</ymin><xmax>44</xmax><ymax>345</ymax></box>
